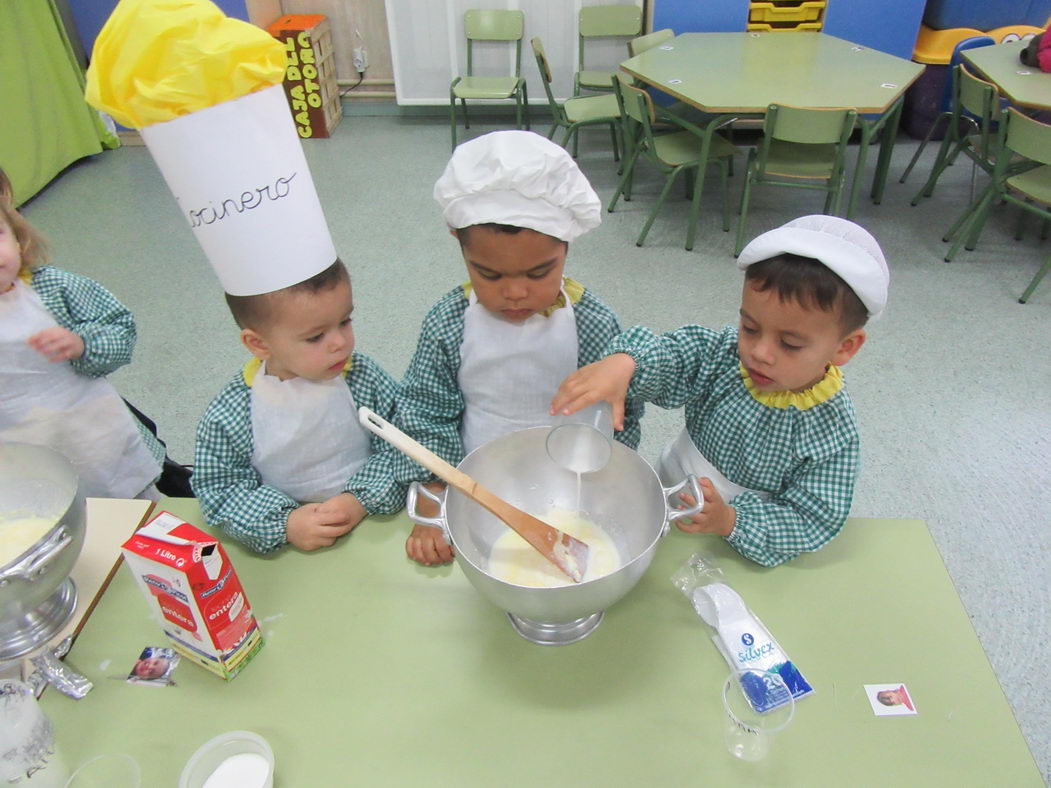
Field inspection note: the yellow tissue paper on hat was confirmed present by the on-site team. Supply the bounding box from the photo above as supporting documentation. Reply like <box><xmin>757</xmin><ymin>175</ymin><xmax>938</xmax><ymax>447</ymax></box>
<box><xmin>85</xmin><ymin>0</ymin><xmax>286</xmax><ymax>129</ymax></box>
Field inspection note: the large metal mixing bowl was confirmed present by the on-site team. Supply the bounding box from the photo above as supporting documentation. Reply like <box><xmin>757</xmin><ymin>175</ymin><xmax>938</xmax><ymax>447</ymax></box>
<box><xmin>409</xmin><ymin>427</ymin><xmax>700</xmax><ymax>645</ymax></box>
<box><xmin>0</xmin><ymin>444</ymin><xmax>86</xmax><ymax>660</ymax></box>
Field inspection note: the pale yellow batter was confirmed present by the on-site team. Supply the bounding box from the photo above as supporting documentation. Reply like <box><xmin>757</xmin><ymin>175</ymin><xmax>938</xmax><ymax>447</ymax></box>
<box><xmin>0</xmin><ymin>515</ymin><xmax>56</xmax><ymax>567</ymax></box>
<box><xmin>487</xmin><ymin>509</ymin><xmax>621</xmax><ymax>587</ymax></box>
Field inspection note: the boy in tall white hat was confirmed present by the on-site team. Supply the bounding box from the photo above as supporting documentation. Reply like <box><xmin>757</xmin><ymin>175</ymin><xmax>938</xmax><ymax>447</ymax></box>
<box><xmin>552</xmin><ymin>215</ymin><xmax>889</xmax><ymax>567</ymax></box>
<box><xmin>396</xmin><ymin>130</ymin><xmax>643</xmax><ymax>566</ymax></box>
<box><xmin>83</xmin><ymin>0</ymin><xmax>404</xmax><ymax>552</ymax></box>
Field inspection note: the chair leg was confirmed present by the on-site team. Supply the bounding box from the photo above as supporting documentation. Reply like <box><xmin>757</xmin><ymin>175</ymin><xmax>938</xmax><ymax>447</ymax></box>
<box><xmin>720</xmin><ymin>159</ymin><xmax>730</xmax><ymax>233</ymax></box>
<box><xmin>608</xmin><ymin>148</ymin><xmax>641</xmax><ymax>213</ymax></box>
<box><xmin>911</xmin><ymin>134</ymin><xmax>964</xmax><ymax>206</ymax></box>
<box><xmin>1015</xmin><ymin>202</ymin><xmax>1028</xmax><ymax>241</ymax></box>
<box><xmin>1019</xmin><ymin>254</ymin><xmax>1051</xmax><ymax>303</ymax></box>
<box><xmin>942</xmin><ymin>181</ymin><xmax>990</xmax><ymax>244</ymax></box>
<box><xmin>461</xmin><ymin>98</ymin><xmax>470</xmax><ymax>130</ymax></box>
<box><xmin>683</xmin><ymin>170</ymin><xmax>695</xmax><ymax>201</ymax></box>
<box><xmin>899</xmin><ymin>112</ymin><xmax>949</xmax><ymax>184</ymax></box>
<box><xmin>1042</xmin><ymin>217</ymin><xmax>1050</xmax><ymax>240</ymax></box>
<box><xmin>450</xmin><ymin>95</ymin><xmax>458</xmax><ymax>151</ymax></box>
<box><xmin>945</xmin><ymin>187</ymin><xmax>995</xmax><ymax>261</ymax></box>
<box><xmin>609</xmin><ymin>123</ymin><xmax>620</xmax><ymax>163</ymax></box>
<box><xmin>734</xmin><ymin>157</ymin><xmax>757</xmax><ymax>257</ymax></box>
<box><xmin>637</xmin><ymin>169</ymin><xmax>680</xmax><ymax>247</ymax></box>
<box><xmin>522</xmin><ymin>83</ymin><xmax>530</xmax><ymax>131</ymax></box>
<box><xmin>684</xmin><ymin>165</ymin><xmax>709</xmax><ymax>251</ymax></box>
<box><xmin>546</xmin><ymin>122</ymin><xmax>558</xmax><ymax>141</ymax></box>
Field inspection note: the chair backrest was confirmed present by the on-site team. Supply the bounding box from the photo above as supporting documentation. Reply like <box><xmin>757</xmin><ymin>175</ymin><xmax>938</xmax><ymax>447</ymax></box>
<box><xmin>764</xmin><ymin>104</ymin><xmax>856</xmax><ymax>145</ymax></box>
<box><xmin>1001</xmin><ymin>106</ymin><xmax>1051</xmax><ymax>167</ymax></box>
<box><xmin>531</xmin><ymin>37</ymin><xmax>563</xmax><ymax>120</ymax></box>
<box><xmin>616</xmin><ymin>79</ymin><xmax>660</xmax><ymax>156</ymax></box>
<box><xmin>464</xmin><ymin>9</ymin><xmax>524</xmax><ymax>77</ymax></box>
<box><xmin>579</xmin><ymin>5</ymin><xmax>642</xmax><ymax>72</ymax></box>
<box><xmin>937</xmin><ymin>36</ymin><xmax>995</xmax><ymax>112</ymax></box>
<box><xmin>954</xmin><ymin>64</ymin><xmax>999</xmax><ymax>158</ymax></box>
<box><xmin>628</xmin><ymin>28</ymin><xmax>673</xmax><ymax>58</ymax></box>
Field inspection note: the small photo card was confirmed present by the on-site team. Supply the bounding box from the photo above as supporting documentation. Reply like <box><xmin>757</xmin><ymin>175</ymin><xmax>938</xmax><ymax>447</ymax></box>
<box><xmin>865</xmin><ymin>683</ymin><xmax>917</xmax><ymax>716</ymax></box>
<box><xmin>127</xmin><ymin>646</ymin><xmax>180</xmax><ymax>687</ymax></box>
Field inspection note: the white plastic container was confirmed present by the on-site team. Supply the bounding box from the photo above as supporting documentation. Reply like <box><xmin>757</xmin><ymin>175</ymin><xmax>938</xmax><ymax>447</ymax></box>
<box><xmin>178</xmin><ymin>731</ymin><xmax>273</xmax><ymax>788</ymax></box>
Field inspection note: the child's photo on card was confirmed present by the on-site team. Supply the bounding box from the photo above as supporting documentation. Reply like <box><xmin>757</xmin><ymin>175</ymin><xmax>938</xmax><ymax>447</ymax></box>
<box><xmin>865</xmin><ymin>683</ymin><xmax>917</xmax><ymax>716</ymax></box>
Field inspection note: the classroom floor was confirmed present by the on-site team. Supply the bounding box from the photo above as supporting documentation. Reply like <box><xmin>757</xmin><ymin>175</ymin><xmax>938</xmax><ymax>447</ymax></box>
<box><xmin>21</xmin><ymin>116</ymin><xmax>1050</xmax><ymax>781</ymax></box>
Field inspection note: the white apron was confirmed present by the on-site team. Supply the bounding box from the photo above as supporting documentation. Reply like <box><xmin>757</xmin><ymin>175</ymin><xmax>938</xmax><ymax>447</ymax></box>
<box><xmin>658</xmin><ymin>427</ymin><xmax>771</xmax><ymax>504</ymax></box>
<box><xmin>457</xmin><ymin>288</ymin><xmax>578</xmax><ymax>455</ymax></box>
<box><xmin>249</xmin><ymin>363</ymin><xmax>371</xmax><ymax>502</ymax></box>
<box><xmin>0</xmin><ymin>281</ymin><xmax>160</xmax><ymax>498</ymax></box>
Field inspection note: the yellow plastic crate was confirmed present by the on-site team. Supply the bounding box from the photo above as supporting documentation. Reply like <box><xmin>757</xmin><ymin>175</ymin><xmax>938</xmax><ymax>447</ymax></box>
<box><xmin>747</xmin><ymin>21</ymin><xmax>824</xmax><ymax>32</ymax></box>
<box><xmin>749</xmin><ymin>2</ymin><xmax>825</xmax><ymax>23</ymax></box>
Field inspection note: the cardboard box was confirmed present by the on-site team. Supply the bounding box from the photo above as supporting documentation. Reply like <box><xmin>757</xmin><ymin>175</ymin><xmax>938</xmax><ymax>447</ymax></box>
<box><xmin>267</xmin><ymin>14</ymin><xmax>342</xmax><ymax>139</ymax></box>
<box><xmin>121</xmin><ymin>512</ymin><xmax>263</xmax><ymax>680</ymax></box>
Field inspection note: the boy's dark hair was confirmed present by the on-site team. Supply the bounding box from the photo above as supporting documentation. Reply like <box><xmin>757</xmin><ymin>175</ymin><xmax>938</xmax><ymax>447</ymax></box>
<box><xmin>744</xmin><ymin>253</ymin><xmax>868</xmax><ymax>333</ymax></box>
<box><xmin>225</xmin><ymin>258</ymin><xmax>348</xmax><ymax>330</ymax></box>
<box><xmin>454</xmin><ymin>223</ymin><xmax>567</xmax><ymax>247</ymax></box>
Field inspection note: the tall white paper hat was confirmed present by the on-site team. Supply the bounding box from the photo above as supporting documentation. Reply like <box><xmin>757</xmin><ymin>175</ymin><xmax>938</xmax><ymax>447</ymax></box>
<box><xmin>140</xmin><ymin>83</ymin><xmax>336</xmax><ymax>296</ymax></box>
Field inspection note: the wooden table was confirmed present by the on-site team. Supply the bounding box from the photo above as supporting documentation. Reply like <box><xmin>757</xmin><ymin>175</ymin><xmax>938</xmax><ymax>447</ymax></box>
<box><xmin>43</xmin><ymin>499</ymin><xmax>1042</xmax><ymax>785</ymax></box>
<box><xmin>962</xmin><ymin>40</ymin><xmax>1051</xmax><ymax>111</ymax></box>
<box><xmin>620</xmin><ymin>32</ymin><xmax>924</xmax><ymax>219</ymax></box>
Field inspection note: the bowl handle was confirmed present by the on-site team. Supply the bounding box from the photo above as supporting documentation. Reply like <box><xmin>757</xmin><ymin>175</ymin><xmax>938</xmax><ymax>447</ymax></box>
<box><xmin>406</xmin><ymin>482</ymin><xmax>452</xmax><ymax>543</ymax></box>
<box><xmin>660</xmin><ymin>477</ymin><xmax>705</xmax><ymax>536</ymax></box>
<box><xmin>5</xmin><ymin>528</ymin><xmax>73</xmax><ymax>581</ymax></box>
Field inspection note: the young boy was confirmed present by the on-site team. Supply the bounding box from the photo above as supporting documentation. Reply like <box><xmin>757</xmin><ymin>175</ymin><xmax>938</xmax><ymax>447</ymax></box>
<box><xmin>552</xmin><ymin>215</ymin><xmax>889</xmax><ymax>567</ymax></box>
<box><xmin>395</xmin><ymin>130</ymin><xmax>643</xmax><ymax>566</ymax></box>
<box><xmin>192</xmin><ymin>260</ymin><xmax>404</xmax><ymax>553</ymax></box>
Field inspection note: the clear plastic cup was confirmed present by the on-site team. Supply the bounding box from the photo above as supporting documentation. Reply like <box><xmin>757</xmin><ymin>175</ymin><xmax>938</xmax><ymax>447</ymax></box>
<box><xmin>722</xmin><ymin>668</ymin><xmax>795</xmax><ymax>761</ymax></box>
<box><xmin>546</xmin><ymin>402</ymin><xmax>614</xmax><ymax>474</ymax></box>
<box><xmin>179</xmin><ymin>731</ymin><xmax>274</xmax><ymax>788</ymax></box>
<box><xmin>64</xmin><ymin>754</ymin><xmax>140</xmax><ymax>787</ymax></box>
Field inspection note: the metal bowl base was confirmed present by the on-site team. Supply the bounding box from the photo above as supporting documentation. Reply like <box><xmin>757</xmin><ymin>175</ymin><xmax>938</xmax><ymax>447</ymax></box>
<box><xmin>0</xmin><ymin>578</ymin><xmax>78</xmax><ymax>662</ymax></box>
<box><xmin>506</xmin><ymin>611</ymin><xmax>604</xmax><ymax>646</ymax></box>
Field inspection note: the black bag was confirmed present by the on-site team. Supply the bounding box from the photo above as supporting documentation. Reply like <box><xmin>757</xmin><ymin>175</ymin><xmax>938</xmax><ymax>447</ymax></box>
<box><xmin>123</xmin><ymin>400</ymin><xmax>194</xmax><ymax>497</ymax></box>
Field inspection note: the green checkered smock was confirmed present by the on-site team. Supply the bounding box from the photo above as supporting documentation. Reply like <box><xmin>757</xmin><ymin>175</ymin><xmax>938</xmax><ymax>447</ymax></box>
<box><xmin>610</xmin><ymin>324</ymin><xmax>860</xmax><ymax>568</ymax></box>
<box><xmin>192</xmin><ymin>352</ymin><xmax>404</xmax><ymax>553</ymax></box>
<box><xmin>392</xmin><ymin>278</ymin><xmax>643</xmax><ymax>484</ymax></box>
<box><xmin>28</xmin><ymin>265</ymin><xmax>165</xmax><ymax>467</ymax></box>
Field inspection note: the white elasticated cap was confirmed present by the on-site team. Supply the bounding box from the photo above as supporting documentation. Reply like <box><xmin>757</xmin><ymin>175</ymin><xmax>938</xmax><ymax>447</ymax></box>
<box><xmin>434</xmin><ymin>130</ymin><xmax>601</xmax><ymax>242</ymax></box>
<box><xmin>736</xmin><ymin>215</ymin><xmax>890</xmax><ymax>319</ymax></box>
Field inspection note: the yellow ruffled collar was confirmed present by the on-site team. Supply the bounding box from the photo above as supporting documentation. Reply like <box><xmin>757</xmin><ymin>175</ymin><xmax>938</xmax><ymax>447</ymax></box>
<box><xmin>740</xmin><ymin>363</ymin><xmax>843</xmax><ymax>410</ymax></box>
<box><xmin>462</xmin><ymin>276</ymin><xmax>584</xmax><ymax>317</ymax></box>
<box><xmin>242</xmin><ymin>356</ymin><xmax>352</xmax><ymax>387</ymax></box>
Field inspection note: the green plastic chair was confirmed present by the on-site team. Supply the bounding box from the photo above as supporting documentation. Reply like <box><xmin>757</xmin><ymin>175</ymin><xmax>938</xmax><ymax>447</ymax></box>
<box><xmin>734</xmin><ymin>104</ymin><xmax>857</xmax><ymax>256</ymax></box>
<box><xmin>531</xmin><ymin>37</ymin><xmax>621</xmax><ymax>162</ymax></box>
<box><xmin>575</xmin><ymin>4</ymin><xmax>642</xmax><ymax>95</ymax></box>
<box><xmin>910</xmin><ymin>64</ymin><xmax>999</xmax><ymax>207</ymax></box>
<box><xmin>627</xmin><ymin>28</ymin><xmax>674</xmax><ymax>58</ymax></box>
<box><xmin>450</xmin><ymin>9</ymin><xmax>529</xmax><ymax>150</ymax></box>
<box><xmin>943</xmin><ymin>107</ymin><xmax>1051</xmax><ymax>303</ymax></box>
<box><xmin>609</xmin><ymin>78</ymin><xmax>737</xmax><ymax>251</ymax></box>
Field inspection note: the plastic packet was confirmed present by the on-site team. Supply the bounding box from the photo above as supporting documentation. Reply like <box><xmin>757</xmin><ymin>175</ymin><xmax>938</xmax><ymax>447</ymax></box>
<box><xmin>672</xmin><ymin>553</ymin><xmax>813</xmax><ymax>713</ymax></box>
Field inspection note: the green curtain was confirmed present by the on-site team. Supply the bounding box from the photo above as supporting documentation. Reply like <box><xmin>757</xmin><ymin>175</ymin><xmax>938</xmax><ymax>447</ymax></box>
<box><xmin>0</xmin><ymin>0</ymin><xmax>118</xmax><ymax>206</ymax></box>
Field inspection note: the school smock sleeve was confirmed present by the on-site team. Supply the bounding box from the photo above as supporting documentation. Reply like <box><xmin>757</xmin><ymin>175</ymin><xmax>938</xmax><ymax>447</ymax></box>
<box><xmin>391</xmin><ymin>289</ymin><xmax>470</xmax><ymax>484</ymax></box>
<box><xmin>574</xmin><ymin>288</ymin><xmax>643</xmax><ymax>449</ymax></box>
<box><xmin>725</xmin><ymin>409</ymin><xmax>860</xmax><ymax>567</ymax></box>
<box><xmin>343</xmin><ymin>352</ymin><xmax>405</xmax><ymax>514</ymax></box>
<box><xmin>608</xmin><ymin>324</ymin><xmax>736</xmax><ymax>409</ymax></box>
<box><xmin>31</xmin><ymin>266</ymin><xmax>137</xmax><ymax>378</ymax></box>
<box><xmin>192</xmin><ymin>373</ymin><xmax>298</xmax><ymax>553</ymax></box>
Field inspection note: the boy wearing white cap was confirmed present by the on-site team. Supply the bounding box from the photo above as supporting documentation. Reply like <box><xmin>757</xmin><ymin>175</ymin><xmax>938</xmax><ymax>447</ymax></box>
<box><xmin>396</xmin><ymin>130</ymin><xmax>643</xmax><ymax>565</ymax></box>
<box><xmin>553</xmin><ymin>215</ymin><xmax>889</xmax><ymax>567</ymax></box>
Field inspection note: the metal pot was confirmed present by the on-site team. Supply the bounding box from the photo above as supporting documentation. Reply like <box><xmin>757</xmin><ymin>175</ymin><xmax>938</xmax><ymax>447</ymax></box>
<box><xmin>409</xmin><ymin>427</ymin><xmax>700</xmax><ymax>645</ymax></box>
<box><xmin>0</xmin><ymin>443</ymin><xmax>86</xmax><ymax>661</ymax></box>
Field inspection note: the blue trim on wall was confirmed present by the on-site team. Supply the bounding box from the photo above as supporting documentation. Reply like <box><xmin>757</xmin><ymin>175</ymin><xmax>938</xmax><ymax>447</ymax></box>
<box><xmin>652</xmin><ymin>0</ymin><xmax>748</xmax><ymax>33</ymax></box>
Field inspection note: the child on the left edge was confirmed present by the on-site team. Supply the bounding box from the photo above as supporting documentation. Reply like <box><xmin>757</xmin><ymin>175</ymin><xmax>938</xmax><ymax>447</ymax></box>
<box><xmin>0</xmin><ymin>200</ymin><xmax>164</xmax><ymax>498</ymax></box>
<box><xmin>192</xmin><ymin>259</ymin><xmax>404</xmax><ymax>553</ymax></box>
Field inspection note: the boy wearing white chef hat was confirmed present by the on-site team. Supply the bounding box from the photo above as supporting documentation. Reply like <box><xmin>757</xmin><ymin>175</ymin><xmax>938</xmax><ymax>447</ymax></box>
<box><xmin>395</xmin><ymin>130</ymin><xmax>643</xmax><ymax>566</ymax></box>
<box><xmin>552</xmin><ymin>215</ymin><xmax>889</xmax><ymax>567</ymax></box>
<box><xmin>83</xmin><ymin>0</ymin><xmax>406</xmax><ymax>553</ymax></box>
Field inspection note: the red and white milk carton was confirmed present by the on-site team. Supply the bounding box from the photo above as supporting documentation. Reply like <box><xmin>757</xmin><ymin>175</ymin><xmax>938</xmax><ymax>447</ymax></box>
<box><xmin>121</xmin><ymin>511</ymin><xmax>263</xmax><ymax>680</ymax></box>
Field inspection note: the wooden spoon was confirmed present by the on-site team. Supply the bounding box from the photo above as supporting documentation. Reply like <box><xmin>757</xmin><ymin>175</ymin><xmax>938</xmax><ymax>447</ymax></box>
<box><xmin>358</xmin><ymin>407</ymin><xmax>589</xmax><ymax>583</ymax></box>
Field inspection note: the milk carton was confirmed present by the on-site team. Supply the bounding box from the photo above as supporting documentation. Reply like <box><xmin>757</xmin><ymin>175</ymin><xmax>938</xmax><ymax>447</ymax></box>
<box><xmin>121</xmin><ymin>511</ymin><xmax>263</xmax><ymax>680</ymax></box>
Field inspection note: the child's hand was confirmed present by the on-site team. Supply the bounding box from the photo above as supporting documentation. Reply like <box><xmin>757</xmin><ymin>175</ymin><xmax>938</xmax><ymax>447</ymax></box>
<box><xmin>286</xmin><ymin>503</ymin><xmax>357</xmax><ymax>551</ymax></box>
<box><xmin>406</xmin><ymin>524</ymin><xmax>454</xmax><ymax>566</ymax></box>
<box><xmin>550</xmin><ymin>353</ymin><xmax>636</xmax><ymax>431</ymax></box>
<box><xmin>27</xmin><ymin>327</ymin><xmax>85</xmax><ymax>363</ymax></box>
<box><xmin>316</xmin><ymin>493</ymin><xmax>367</xmax><ymax>530</ymax></box>
<box><xmin>674</xmin><ymin>478</ymin><xmax>736</xmax><ymax>537</ymax></box>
